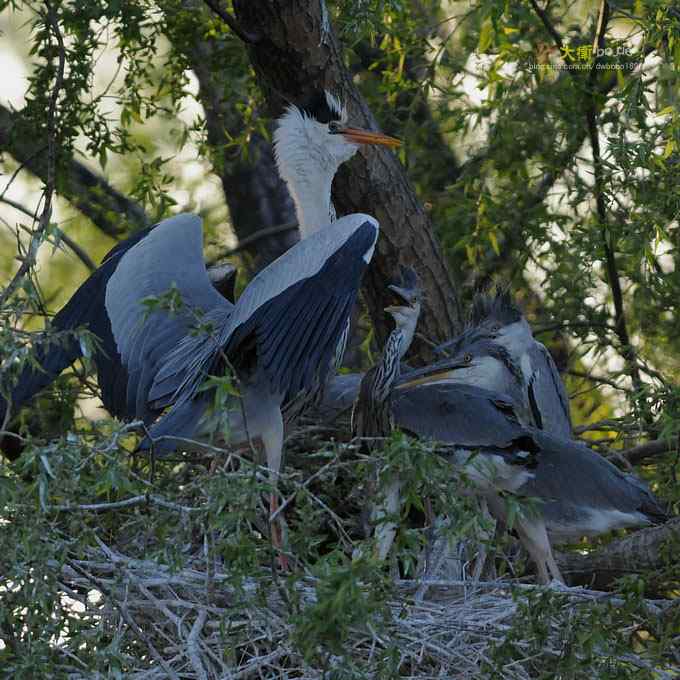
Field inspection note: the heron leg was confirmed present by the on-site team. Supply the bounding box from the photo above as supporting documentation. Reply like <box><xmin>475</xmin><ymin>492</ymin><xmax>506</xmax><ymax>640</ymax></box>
<box><xmin>372</xmin><ymin>475</ymin><xmax>401</xmax><ymax>561</ymax></box>
<box><xmin>243</xmin><ymin>387</ymin><xmax>288</xmax><ymax>569</ymax></box>
<box><xmin>515</xmin><ymin>516</ymin><xmax>562</xmax><ymax>585</ymax></box>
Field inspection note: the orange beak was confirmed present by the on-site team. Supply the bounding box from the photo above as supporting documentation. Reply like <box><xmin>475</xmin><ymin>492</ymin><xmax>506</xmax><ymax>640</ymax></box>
<box><xmin>395</xmin><ymin>371</ymin><xmax>457</xmax><ymax>390</ymax></box>
<box><xmin>340</xmin><ymin>127</ymin><xmax>401</xmax><ymax>148</ymax></box>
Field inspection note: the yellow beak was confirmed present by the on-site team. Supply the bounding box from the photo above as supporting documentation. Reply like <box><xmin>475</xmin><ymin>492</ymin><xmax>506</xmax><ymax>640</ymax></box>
<box><xmin>340</xmin><ymin>127</ymin><xmax>401</xmax><ymax>148</ymax></box>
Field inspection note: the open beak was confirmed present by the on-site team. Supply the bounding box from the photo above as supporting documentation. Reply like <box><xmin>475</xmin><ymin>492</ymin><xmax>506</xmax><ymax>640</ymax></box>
<box><xmin>388</xmin><ymin>284</ymin><xmax>410</xmax><ymax>302</ymax></box>
<box><xmin>384</xmin><ymin>305</ymin><xmax>401</xmax><ymax>315</ymax></box>
<box><xmin>341</xmin><ymin>127</ymin><xmax>401</xmax><ymax>148</ymax></box>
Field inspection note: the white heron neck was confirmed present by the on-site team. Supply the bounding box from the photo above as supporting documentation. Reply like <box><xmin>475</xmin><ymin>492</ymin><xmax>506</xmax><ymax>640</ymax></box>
<box><xmin>274</xmin><ymin>105</ymin><xmax>356</xmax><ymax>239</ymax></box>
<box><xmin>280</xmin><ymin>153</ymin><xmax>337</xmax><ymax>238</ymax></box>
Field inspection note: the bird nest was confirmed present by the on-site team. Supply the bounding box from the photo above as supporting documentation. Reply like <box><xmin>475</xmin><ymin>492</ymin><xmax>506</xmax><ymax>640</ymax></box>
<box><xmin>4</xmin><ymin>422</ymin><xmax>678</xmax><ymax>679</ymax></box>
<box><xmin>54</xmin><ymin>538</ymin><xmax>677</xmax><ymax>680</ymax></box>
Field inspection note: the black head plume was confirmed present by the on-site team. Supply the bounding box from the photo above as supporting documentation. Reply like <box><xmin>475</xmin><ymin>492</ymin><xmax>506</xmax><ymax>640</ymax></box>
<box><xmin>297</xmin><ymin>89</ymin><xmax>342</xmax><ymax>124</ymax></box>
<box><xmin>470</xmin><ymin>285</ymin><xmax>522</xmax><ymax>328</ymax></box>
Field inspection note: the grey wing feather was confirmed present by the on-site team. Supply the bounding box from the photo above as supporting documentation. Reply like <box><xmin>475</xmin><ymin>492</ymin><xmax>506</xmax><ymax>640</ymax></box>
<box><xmin>104</xmin><ymin>214</ymin><xmax>233</xmax><ymax>419</ymax></box>
<box><xmin>526</xmin><ymin>344</ymin><xmax>572</xmax><ymax>437</ymax></box>
<box><xmin>217</xmin><ymin>213</ymin><xmax>377</xmax><ymax>346</ymax></box>
<box><xmin>149</xmin><ymin>213</ymin><xmax>378</xmax><ymax>406</ymax></box>
<box><xmin>522</xmin><ymin>431</ymin><xmax>667</xmax><ymax>528</ymax></box>
<box><xmin>392</xmin><ymin>383</ymin><xmax>538</xmax><ymax>452</ymax></box>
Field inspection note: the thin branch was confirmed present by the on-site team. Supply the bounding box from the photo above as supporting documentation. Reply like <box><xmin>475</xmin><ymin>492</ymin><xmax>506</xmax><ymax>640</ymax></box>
<box><xmin>617</xmin><ymin>439</ymin><xmax>676</xmax><ymax>465</ymax></box>
<box><xmin>528</xmin><ymin>0</ymin><xmax>564</xmax><ymax>49</ymax></box>
<box><xmin>207</xmin><ymin>220</ymin><xmax>298</xmax><ymax>263</ymax></box>
<box><xmin>533</xmin><ymin>320</ymin><xmax>616</xmax><ymax>335</ymax></box>
<box><xmin>567</xmin><ymin>369</ymin><xmax>630</xmax><ymax>392</ymax></box>
<box><xmin>0</xmin><ymin>196</ymin><xmax>96</xmax><ymax>271</ymax></box>
<box><xmin>0</xmin><ymin>103</ymin><xmax>149</xmax><ymax>238</ymax></box>
<box><xmin>0</xmin><ymin>3</ymin><xmax>64</xmax><ymax>308</ymax></box>
<box><xmin>65</xmin><ymin>558</ymin><xmax>182</xmax><ymax>680</ymax></box>
<box><xmin>47</xmin><ymin>494</ymin><xmax>203</xmax><ymax>514</ymax></box>
<box><xmin>585</xmin><ymin>1</ymin><xmax>645</xmax><ymax>401</ymax></box>
<box><xmin>202</xmin><ymin>0</ymin><xmax>260</xmax><ymax>43</ymax></box>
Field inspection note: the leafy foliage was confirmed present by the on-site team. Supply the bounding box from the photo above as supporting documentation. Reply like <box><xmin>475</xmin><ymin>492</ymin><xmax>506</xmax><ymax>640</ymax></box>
<box><xmin>1</xmin><ymin>0</ymin><xmax>679</xmax><ymax>677</ymax></box>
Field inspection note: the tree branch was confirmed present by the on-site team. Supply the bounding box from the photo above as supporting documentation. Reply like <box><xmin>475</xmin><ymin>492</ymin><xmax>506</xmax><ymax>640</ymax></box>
<box><xmin>528</xmin><ymin>0</ymin><xmax>564</xmax><ymax>49</ymax></box>
<box><xmin>48</xmin><ymin>493</ymin><xmax>202</xmax><ymax>514</ymax></box>
<box><xmin>202</xmin><ymin>0</ymin><xmax>260</xmax><ymax>44</ymax></box>
<box><xmin>0</xmin><ymin>4</ymin><xmax>64</xmax><ymax>308</ymax></box>
<box><xmin>557</xmin><ymin>518</ymin><xmax>680</xmax><ymax>590</ymax></box>
<box><xmin>618</xmin><ymin>439</ymin><xmax>677</xmax><ymax>465</ymax></box>
<box><xmin>0</xmin><ymin>103</ymin><xmax>149</xmax><ymax>239</ymax></box>
<box><xmin>207</xmin><ymin>221</ymin><xmax>297</xmax><ymax>262</ymax></box>
<box><xmin>0</xmin><ymin>196</ymin><xmax>96</xmax><ymax>271</ymax></box>
<box><xmin>585</xmin><ymin>1</ymin><xmax>644</xmax><ymax>400</ymax></box>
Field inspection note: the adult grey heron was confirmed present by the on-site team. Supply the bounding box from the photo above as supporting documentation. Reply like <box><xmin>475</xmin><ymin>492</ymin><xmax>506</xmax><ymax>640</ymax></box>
<box><xmin>0</xmin><ymin>89</ymin><xmax>398</xmax><ymax>451</ymax></box>
<box><xmin>1</xmin><ymin>89</ymin><xmax>400</xmax><ymax>563</ymax></box>
<box><xmin>354</xmin><ymin>287</ymin><xmax>666</xmax><ymax>582</ymax></box>
<box><xmin>399</xmin><ymin>289</ymin><xmax>572</xmax><ymax>438</ymax></box>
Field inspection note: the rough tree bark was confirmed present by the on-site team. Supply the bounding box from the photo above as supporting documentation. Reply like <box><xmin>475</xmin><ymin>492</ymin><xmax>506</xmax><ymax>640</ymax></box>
<box><xmin>557</xmin><ymin>517</ymin><xmax>680</xmax><ymax>590</ymax></box>
<box><xmin>185</xmin><ymin>34</ymin><xmax>298</xmax><ymax>270</ymax></box>
<box><xmin>232</xmin><ymin>0</ymin><xmax>462</xmax><ymax>360</ymax></box>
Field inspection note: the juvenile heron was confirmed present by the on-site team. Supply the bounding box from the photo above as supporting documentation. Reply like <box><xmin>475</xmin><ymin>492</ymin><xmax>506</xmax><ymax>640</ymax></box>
<box><xmin>354</xmin><ymin>286</ymin><xmax>666</xmax><ymax>582</ymax></box>
<box><xmin>392</xmin><ymin>342</ymin><xmax>667</xmax><ymax>583</ymax></box>
<box><xmin>400</xmin><ymin>290</ymin><xmax>572</xmax><ymax>437</ymax></box>
<box><xmin>351</xmin><ymin>266</ymin><xmax>422</xmax><ymax>559</ymax></box>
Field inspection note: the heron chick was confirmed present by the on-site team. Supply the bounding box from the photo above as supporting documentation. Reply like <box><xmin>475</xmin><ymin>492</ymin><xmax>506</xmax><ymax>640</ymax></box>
<box><xmin>352</xmin><ymin>266</ymin><xmax>422</xmax><ymax>560</ymax></box>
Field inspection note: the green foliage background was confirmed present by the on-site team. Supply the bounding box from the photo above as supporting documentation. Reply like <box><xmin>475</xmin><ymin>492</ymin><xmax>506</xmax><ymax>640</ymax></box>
<box><xmin>0</xmin><ymin>0</ymin><xmax>679</xmax><ymax>677</ymax></box>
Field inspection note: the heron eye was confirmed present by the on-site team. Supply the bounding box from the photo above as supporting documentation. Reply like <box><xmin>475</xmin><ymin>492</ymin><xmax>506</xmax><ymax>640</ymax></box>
<box><xmin>491</xmin><ymin>323</ymin><xmax>500</xmax><ymax>332</ymax></box>
<box><xmin>328</xmin><ymin>121</ymin><xmax>340</xmax><ymax>134</ymax></box>
<box><xmin>463</xmin><ymin>352</ymin><xmax>472</xmax><ymax>364</ymax></box>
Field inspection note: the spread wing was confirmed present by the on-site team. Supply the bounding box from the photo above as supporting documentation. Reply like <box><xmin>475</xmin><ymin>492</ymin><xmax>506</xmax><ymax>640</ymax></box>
<box><xmin>105</xmin><ymin>214</ymin><xmax>233</xmax><ymax>420</ymax></box>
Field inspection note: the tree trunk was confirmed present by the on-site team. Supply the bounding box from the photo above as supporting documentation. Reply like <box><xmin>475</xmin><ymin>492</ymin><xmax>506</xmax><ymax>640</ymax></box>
<box><xmin>187</xmin><ymin>36</ymin><xmax>298</xmax><ymax>270</ymax></box>
<box><xmin>232</xmin><ymin>0</ymin><xmax>462</xmax><ymax>361</ymax></box>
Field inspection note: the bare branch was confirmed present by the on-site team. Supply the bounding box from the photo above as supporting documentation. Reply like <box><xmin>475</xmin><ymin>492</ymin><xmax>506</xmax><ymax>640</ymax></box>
<box><xmin>207</xmin><ymin>220</ymin><xmax>297</xmax><ymax>264</ymax></box>
<box><xmin>618</xmin><ymin>439</ymin><xmax>677</xmax><ymax>465</ymax></box>
<box><xmin>557</xmin><ymin>518</ymin><xmax>680</xmax><ymax>589</ymax></box>
<box><xmin>0</xmin><ymin>4</ymin><xmax>65</xmax><ymax>308</ymax></box>
<box><xmin>584</xmin><ymin>2</ymin><xmax>644</xmax><ymax>402</ymax></box>
<box><xmin>0</xmin><ymin>196</ymin><xmax>96</xmax><ymax>271</ymax></box>
<box><xmin>528</xmin><ymin>0</ymin><xmax>564</xmax><ymax>49</ymax></box>
<box><xmin>65</xmin><ymin>558</ymin><xmax>182</xmax><ymax>680</ymax></box>
<box><xmin>47</xmin><ymin>493</ymin><xmax>203</xmax><ymax>514</ymax></box>
<box><xmin>0</xmin><ymin>104</ymin><xmax>149</xmax><ymax>238</ymax></box>
<box><xmin>202</xmin><ymin>0</ymin><xmax>260</xmax><ymax>44</ymax></box>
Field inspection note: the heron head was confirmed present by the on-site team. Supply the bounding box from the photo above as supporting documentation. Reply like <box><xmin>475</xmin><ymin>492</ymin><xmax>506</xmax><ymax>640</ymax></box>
<box><xmin>384</xmin><ymin>266</ymin><xmax>422</xmax><ymax>358</ymax></box>
<box><xmin>274</xmin><ymin>89</ymin><xmax>400</xmax><ymax>173</ymax></box>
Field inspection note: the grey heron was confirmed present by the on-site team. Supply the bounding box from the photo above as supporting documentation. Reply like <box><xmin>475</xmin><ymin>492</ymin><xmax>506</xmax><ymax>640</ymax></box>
<box><xmin>0</xmin><ymin>89</ymin><xmax>398</xmax><ymax>452</ymax></box>
<box><xmin>392</xmin><ymin>348</ymin><xmax>667</xmax><ymax>583</ymax></box>
<box><xmin>353</xmin><ymin>286</ymin><xmax>666</xmax><ymax>582</ymax></box>
<box><xmin>1</xmin><ymin>89</ymin><xmax>401</xmax><ymax>565</ymax></box>
<box><xmin>399</xmin><ymin>289</ymin><xmax>572</xmax><ymax>438</ymax></box>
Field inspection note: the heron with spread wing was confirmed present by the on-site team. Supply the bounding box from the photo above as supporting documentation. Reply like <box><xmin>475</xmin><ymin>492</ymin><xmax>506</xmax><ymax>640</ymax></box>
<box><xmin>0</xmin><ymin>89</ymin><xmax>398</xmax><ymax>439</ymax></box>
<box><xmin>0</xmin><ymin>90</ymin><xmax>400</xmax><ymax>563</ymax></box>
